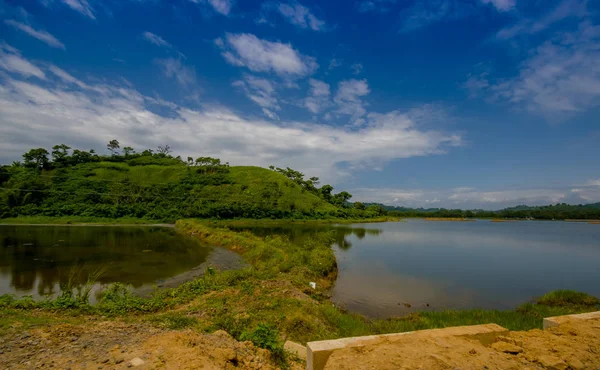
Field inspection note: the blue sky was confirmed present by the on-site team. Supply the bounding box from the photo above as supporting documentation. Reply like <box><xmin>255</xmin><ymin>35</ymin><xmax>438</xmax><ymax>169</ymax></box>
<box><xmin>1</xmin><ymin>0</ymin><xmax>599</xmax><ymax>209</ymax></box>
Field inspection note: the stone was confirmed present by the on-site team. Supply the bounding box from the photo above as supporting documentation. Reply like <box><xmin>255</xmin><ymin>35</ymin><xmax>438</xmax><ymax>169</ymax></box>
<box><xmin>536</xmin><ymin>355</ymin><xmax>567</xmax><ymax>370</ymax></box>
<box><xmin>129</xmin><ymin>358</ymin><xmax>145</xmax><ymax>367</ymax></box>
<box><xmin>491</xmin><ymin>342</ymin><xmax>523</xmax><ymax>354</ymax></box>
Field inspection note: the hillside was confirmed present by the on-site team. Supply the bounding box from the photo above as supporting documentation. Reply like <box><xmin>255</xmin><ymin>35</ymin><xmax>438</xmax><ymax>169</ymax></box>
<box><xmin>0</xmin><ymin>144</ymin><xmax>377</xmax><ymax>221</ymax></box>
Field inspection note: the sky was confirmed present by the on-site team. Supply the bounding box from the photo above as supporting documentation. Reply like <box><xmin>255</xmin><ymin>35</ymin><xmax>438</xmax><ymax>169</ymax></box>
<box><xmin>0</xmin><ymin>0</ymin><xmax>599</xmax><ymax>210</ymax></box>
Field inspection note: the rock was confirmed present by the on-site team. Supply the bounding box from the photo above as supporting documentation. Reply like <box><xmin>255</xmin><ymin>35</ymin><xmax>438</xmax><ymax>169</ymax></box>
<box><xmin>129</xmin><ymin>357</ymin><xmax>145</xmax><ymax>367</ymax></box>
<box><xmin>491</xmin><ymin>342</ymin><xmax>523</xmax><ymax>354</ymax></box>
<box><xmin>284</xmin><ymin>341</ymin><xmax>306</xmax><ymax>360</ymax></box>
<box><xmin>566</xmin><ymin>358</ymin><xmax>584</xmax><ymax>370</ymax></box>
<box><xmin>536</xmin><ymin>355</ymin><xmax>567</xmax><ymax>370</ymax></box>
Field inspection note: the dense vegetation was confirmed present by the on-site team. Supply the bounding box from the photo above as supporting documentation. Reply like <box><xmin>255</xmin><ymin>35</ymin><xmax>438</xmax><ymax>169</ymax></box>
<box><xmin>375</xmin><ymin>202</ymin><xmax>600</xmax><ymax>220</ymax></box>
<box><xmin>0</xmin><ymin>142</ymin><xmax>385</xmax><ymax>222</ymax></box>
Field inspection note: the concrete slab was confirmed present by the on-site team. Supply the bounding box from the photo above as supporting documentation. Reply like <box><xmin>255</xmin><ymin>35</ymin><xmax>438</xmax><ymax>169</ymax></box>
<box><xmin>543</xmin><ymin>311</ymin><xmax>600</xmax><ymax>329</ymax></box>
<box><xmin>306</xmin><ymin>323</ymin><xmax>508</xmax><ymax>370</ymax></box>
<box><xmin>284</xmin><ymin>341</ymin><xmax>307</xmax><ymax>360</ymax></box>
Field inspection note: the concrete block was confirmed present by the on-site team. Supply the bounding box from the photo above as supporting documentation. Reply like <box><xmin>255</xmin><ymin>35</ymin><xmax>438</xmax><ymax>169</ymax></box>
<box><xmin>306</xmin><ymin>323</ymin><xmax>508</xmax><ymax>370</ymax></box>
<box><xmin>284</xmin><ymin>340</ymin><xmax>307</xmax><ymax>360</ymax></box>
<box><xmin>543</xmin><ymin>311</ymin><xmax>600</xmax><ymax>329</ymax></box>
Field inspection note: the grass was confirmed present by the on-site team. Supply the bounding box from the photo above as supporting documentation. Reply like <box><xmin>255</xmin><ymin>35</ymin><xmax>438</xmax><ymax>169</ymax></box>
<box><xmin>1</xmin><ymin>220</ymin><xmax>599</xmax><ymax>362</ymax></box>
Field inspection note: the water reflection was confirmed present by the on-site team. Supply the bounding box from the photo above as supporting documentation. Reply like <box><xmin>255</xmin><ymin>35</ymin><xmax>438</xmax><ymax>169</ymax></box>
<box><xmin>228</xmin><ymin>220</ymin><xmax>600</xmax><ymax>318</ymax></box>
<box><xmin>228</xmin><ymin>224</ymin><xmax>382</xmax><ymax>251</ymax></box>
<box><xmin>0</xmin><ymin>226</ymin><xmax>243</xmax><ymax>299</ymax></box>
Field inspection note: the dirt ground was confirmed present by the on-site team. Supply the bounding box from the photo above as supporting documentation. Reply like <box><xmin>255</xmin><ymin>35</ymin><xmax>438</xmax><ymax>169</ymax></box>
<box><xmin>326</xmin><ymin>318</ymin><xmax>600</xmax><ymax>370</ymax></box>
<box><xmin>2</xmin><ymin>318</ymin><xmax>599</xmax><ymax>369</ymax></box>
<box><xmin>0</xmin><ymin>320</ymin><xmax>303</xmax><ymax>370</ymax></box>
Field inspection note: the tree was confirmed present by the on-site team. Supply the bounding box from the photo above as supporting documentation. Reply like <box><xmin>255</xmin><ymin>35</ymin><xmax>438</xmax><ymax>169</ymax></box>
<box><xmin>320</xmin><ymin>184</ymin><xmax>334</xmax><ymax>202</ymax></box>
<box><xmin>332</xmin><ymin>191</ymin><xmax>352</xmax><ymax>207</ymax></box>
<box><xmin>51</xmin><ymin>144</ymin><xmax>71</xmax><ymax>167</ymax></box>
<box><xmin>187</xmin><ymin>157</ymin><xmax>194</xmax><ymax>166</ymax></box>
<box><xmin>106</xmin><ymin>140</ymin><xmax>120</xmax><ymax>155</ymax></box>
<box><xmin>122</xmin><ymin>146</ymin><xmax>135</xmax><ymax>157</ymax></box>
<box><xmin>157</xmin><ymin>145</ymin><xmax>172</xmax><ymax>156</ymax></box>
<box><xmin>354</xmin><ymin>202</ymin><xmax>366</xmax><ymax>210</ymax></box>
<box><xmin>23</xmin><ymin>148</ymin><xmax>50</xmax><ymax>170</ymax></box>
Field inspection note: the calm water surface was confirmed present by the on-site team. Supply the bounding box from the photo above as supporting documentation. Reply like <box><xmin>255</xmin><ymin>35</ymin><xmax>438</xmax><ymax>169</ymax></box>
<box><xmin>234</xmin><ymin>220</ymin><xmax>600</xmax><ymax>318</ymax></box>
<box><xmin>0</xmin><ymin>225</ymin><xmax>244</xmax><ymax>300</ymax></box>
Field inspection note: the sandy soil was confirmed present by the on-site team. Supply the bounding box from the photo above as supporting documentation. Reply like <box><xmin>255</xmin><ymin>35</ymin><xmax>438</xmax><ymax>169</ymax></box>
<box><xmin>0</xmin><ymin>320</ymin><xmax>303</xmax><ymax>370</ymax></box>
<box><xmin>326</xmin><ymin>318</ymin><xmax>600</xmax><ymax>369</ymax></box>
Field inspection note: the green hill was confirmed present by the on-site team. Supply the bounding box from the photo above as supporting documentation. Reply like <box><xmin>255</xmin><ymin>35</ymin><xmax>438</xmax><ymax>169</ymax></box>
<box><xmin>0</xmin><ymin>144</ymin><xmax>376</xmax><ymax>222</ymax></box>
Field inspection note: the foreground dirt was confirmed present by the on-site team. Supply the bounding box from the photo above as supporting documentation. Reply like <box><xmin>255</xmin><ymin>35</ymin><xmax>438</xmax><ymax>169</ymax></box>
<box><xmin>0</xmin><ymin>319</ymin><xmax>303</xmax><ymax>370</ymax></box>
<box><xmin>327</xmin><ymin>318</ymin><xmax>600</xmax><ymax>369</ymax></box>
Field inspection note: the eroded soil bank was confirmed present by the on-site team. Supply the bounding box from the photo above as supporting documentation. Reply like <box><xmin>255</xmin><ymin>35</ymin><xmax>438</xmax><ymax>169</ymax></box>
<box><xmin>0</xmin><ymin>320</ymin><xmax>303</xmax><ymax>369</ymax></box>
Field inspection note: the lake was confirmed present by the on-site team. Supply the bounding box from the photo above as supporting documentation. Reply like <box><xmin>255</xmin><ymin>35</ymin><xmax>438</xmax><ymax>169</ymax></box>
<box><xmin>0</xmin><ymin>225</ymin><xmax>244</xmax><ymax>301</ymax></box>
<box><xmin>232</xmin><ymin>220</ymin><xmax>600</xmax><ymax>318</ymax></box>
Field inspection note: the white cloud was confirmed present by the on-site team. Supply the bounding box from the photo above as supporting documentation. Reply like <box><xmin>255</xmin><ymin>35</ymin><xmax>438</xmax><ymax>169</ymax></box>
<box><xmin>4</xmin><ymin>20</ymin><xmax>65</xmax><ymax>50</ymax></box>
<box><xmin>496</xmin><ymin>0</ymin><xmax>587</xmax><ymax>39</ymax></box>
<box><xmin>328</xmin><ymin>58</ymin><xmax>342</xmax><ymax>70</ymax></box>
<box><xmin>208</xmin><ymin>0</ymin><xmax>233</xmax><ymax>15</ymax></box>
<box><xmin>304</xmin><ymin>78</ymin><xmax>331</xmax><ymax>114</ymax></box>
<box><xmin>352</xmin><ymin>182</ymin><xmax>600</xmax><ymax>210</ymax></box>
<box><xmin>480</xmin><ymin>0</ymin><xmax>515</xmax><ymax>12</ymax></box>
<box><xmin>189</xmin><ymin>0</ymin><xmax>233</xmax><ymax>15</ymax></box>
<box><xmin>155</xmin><ymin>58</ymin><xmax>197</xmax><ymax>86</ymax></box>
<box><xmin>142</xmin><ymin>32</ymin><xmax>170</xmax><ymax>48</ymax></box>
<box><xmin>491</xmin><ymin>22</ymin><xmax>600</xmax><ymax>117</ymax></box>
<box><xmin>276</xmin><ymin>2</ymin><xmax>325</xmax><ymax>31</ymax></box>
<box><xmin>351</xmin><ymin>63</ymin><xmax>363</xmax><ymax>75</ymax></box>
<box><xmin>399</xmin><ymin>0</ymin><xmax>475</xmax><ymax>33</ymax></box>
<box><xmin>217</xmin><ymin>33</ymin><xmax>318</xmax><ymax>77</ymax></box>
<box><xmin>356</xmin><ymin>0</ymin><xmax>397</xmax><ymax>13</ymax></box>
<box><xmin>0</xmin><ymin>46</ymin><xmax>46</xmax><ymax>79</ymax></box>
<box><xmin>62</xmin><ymin>0</ymin><xmax>95</xmax><ymax>19</ymax></box>
<box><xmin>0</xmin><ymin>51</ymin><xmax>462</xmax><ymax>183</ymax></box>
<box><xmin>334</xmin><ymin>79</ymin><xmax>370</xmax><ymax>123</ymax></box>
<box><xmin>233</xmin><ymin>75</ymin><xmax>280</xmax><ymax>119</ymax></box>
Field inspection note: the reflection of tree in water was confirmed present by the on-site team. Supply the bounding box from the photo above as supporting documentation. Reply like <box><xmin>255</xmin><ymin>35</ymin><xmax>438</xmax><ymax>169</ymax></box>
<box><xmin>0</xmin><ymin>226</ymin><xmax>212</xmax><ymax>297</ymax></box>
<box><xmin>332</xmin><ymin>227</ymin><xmax>382</xmax><ymax>251</ymax></box>
<box><xmin>230</xmin><ymin>225</ymin><xmax>382</xmax><ymax>251</ymax></box>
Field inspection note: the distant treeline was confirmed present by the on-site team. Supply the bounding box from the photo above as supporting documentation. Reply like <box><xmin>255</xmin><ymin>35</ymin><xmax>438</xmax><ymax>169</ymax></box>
<box><xmin>372</xmin><ymin>203</ymin><xmax>600</xmax><ymax>220</ymax></box>
<box><xmin>0</xmin><ymin>141</ymin><xmax>386</xmax><ymax>221</ymax></box>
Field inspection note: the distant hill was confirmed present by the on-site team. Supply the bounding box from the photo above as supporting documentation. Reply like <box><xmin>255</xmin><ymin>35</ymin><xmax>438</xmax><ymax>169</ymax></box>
<box><xmin>366</xmin><ymin>201</ymin><xmax>600</xmax><ymax>220</ymax></box>
<box><xmin>0</xmin><ymin>145</ymin><xmax>379</xmax><ymax>221</ymax></box>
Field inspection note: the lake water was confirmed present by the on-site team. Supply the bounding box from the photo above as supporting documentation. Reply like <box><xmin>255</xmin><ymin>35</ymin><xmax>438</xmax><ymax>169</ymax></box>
<box><xmin>233</xmin><ymin>220</ymin><xmax>600</xmax><ymax>318</ymax></box>
<box><xmin>0</xmin><ymin>225</ymin><xmax>244</xmax><ymax>300</ymax></box>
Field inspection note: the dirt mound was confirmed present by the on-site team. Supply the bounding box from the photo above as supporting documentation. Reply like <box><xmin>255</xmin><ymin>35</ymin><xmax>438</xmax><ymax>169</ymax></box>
<box><xmin>0</xmin><ymin>320</ymin><xmax>302</xmax><ymax>369</ymax></box>
<box><xmin>326</xmin><ymin>318</ymin><xmax>600</xmax><ymax>369</ymax></box>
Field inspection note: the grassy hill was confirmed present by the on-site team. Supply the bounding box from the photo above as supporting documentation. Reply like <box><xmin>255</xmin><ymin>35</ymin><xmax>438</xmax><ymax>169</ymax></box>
<box><xmin>0</xmin><ymin>152</ymin><xmax>364</xmax><ymax>221</ymax></box>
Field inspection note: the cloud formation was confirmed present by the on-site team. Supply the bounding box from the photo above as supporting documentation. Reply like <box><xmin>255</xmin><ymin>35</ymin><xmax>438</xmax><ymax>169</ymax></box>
<box><xmin>142</xmin><ymin>31</ymin><xmax>171</xmax><ymax>48</ymax></box>
<box><xmin>334</xmin><ymin>79</ymin><xmax>370</xmax><ymax>124</ymax></box>
<box><xmin>276</xmin><ymin>2</ymin><xmax>325</xmax><ymax>31</ymax></box>
<box><xmin>154</xmin><ymin>58</ymin><xmax>197</xmax><ymax>86</ymax></box>
<box><xmin>4</xmin><ymin>20</ymin><xmax>65</xmax><ymax>49</ymax></box>
<box><xmin>352</xmin><ymin>182</ymin><xmax>600</xmax><ymax>210</ymax></box>
<box><xmin>480</xmin><ymin>0</ymin><xmax>515</xmax><ymax>12</ymax></box>
<box><xmin>217</xmin><ymin>33</ymin><xmax>318</xmax><ymax>77</ymax></box>
<box><xmin>304</xmin><ymin>78</ymin><xmax>331</xmax><ymax>114</ymax></box>
<box><xmin>62</xmin><ymin>0</ymin><xmax>95</xmax><ymax>19</ymax></box>
<box><xmin>0</xmin><ymin>45</ymin><xmax>461</xmax><ymax>183</ymax></box>
<box><xmin>189</xmin><ymin>0</ymin><xmax>233</xmax><ymax>16</ymax></box>
<box><xmin>233</xmin><ymin>75</ymin><xmax>281</xmax><ymax>119</ymax></box>
<box><xmin>471</xmin><ymin>22</ymin><xmax>600</xmax><ymax>118</ymax></box>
